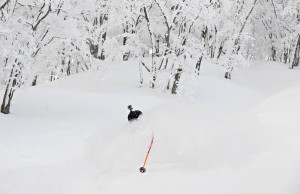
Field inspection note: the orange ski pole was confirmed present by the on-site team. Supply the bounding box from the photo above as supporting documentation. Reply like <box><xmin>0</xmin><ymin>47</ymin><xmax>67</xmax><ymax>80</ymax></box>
<box><xmin>139</xmin><ymin>136</ymin><xmax>154</xmax><ymax>173</ymax></box>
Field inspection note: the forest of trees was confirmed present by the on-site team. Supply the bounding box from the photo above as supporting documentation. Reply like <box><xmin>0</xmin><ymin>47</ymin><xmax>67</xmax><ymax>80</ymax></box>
<box><xmin>0</xmin><ymin>0</ymin><xmax>299</xmax><ymax>114</ymax></box>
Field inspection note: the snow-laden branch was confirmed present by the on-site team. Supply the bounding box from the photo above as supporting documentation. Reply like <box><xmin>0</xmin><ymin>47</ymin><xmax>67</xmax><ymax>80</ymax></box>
<box><xmin>0</xmin><ymin>0</ymin><xmax>10</xmax><ymax>10</ymax></box>
<box><xmin>33</xmin><ymin>3</ymin><xmax>52</xmax><ymax>31</ymax></box>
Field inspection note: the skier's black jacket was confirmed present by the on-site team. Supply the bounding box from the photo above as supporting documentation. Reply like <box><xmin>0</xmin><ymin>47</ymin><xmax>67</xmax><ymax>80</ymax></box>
<box><xmin>128</xmin><ymin>110</ymin><xmax>143</xmax><ymax>121</ymax></box>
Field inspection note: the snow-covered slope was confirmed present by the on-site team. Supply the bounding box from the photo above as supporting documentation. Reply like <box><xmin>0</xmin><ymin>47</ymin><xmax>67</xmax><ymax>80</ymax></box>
<box><xmin>0</xmin><ymin>60</ymin><xmax>300</xmax><ymax>194</ymax></box>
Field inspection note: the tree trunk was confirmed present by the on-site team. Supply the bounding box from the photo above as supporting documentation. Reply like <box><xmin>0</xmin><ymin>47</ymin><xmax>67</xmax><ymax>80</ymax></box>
<box><xmin>1</xmin><ymin>68</ymin><xmax>16</xmax><ymax>114</ymax></box>
<box><xmin>67</xmin><ymin>59</ymin><xmax>71</xmax><ymax>75</ymax></box>
<box><xmin>271</xmin><ymin>46</ymin><xmax>277</xmax><ymax>61</ymax></box>
<box><xmin>195</xmin><ymin>56</ymin><xmax>203</xmax><ymax>75</ymax></box>
<box><xmin>123</xmin><ymin>25</ymin><xmax>129</xmax><ymax>61</ymax></box>
<box><xmin>99</xmin><ymin>30</ymin><xmax>107</xmax><ymax>60</ymax></box>
<box><xmin>139</xmin><ymin>61</ymin><xmax>144</xmax><ymax>85</ymax></box>
<box><xmin>155</xmin><ymin>39</ymin><xmax>160</xmax><ymax>56</ymax></box>
<box><xmin>171</xmin><ymin>68</ymin><xmax>183</xmax><ymax>94</ymax></box>
<box><xmin>225</xmin><ymin>0</ymin><xmax>258</xmax><ymax>79</ymax></box>
<box><xmin>291</xmin><ymin>35</ymin><xmax>300</xmax><ymax>69</ymax></box>
<box><xmin>217</xmin><ymin>45</ymin><xmax>224</xmax><ymax>59</ymax></box>
<box><xmin>1</xmin><ymin>86</ymin><xmax>15</xmax><ymax>114</ymax></box>
<box><xmin>32</xmin><ymin>75</ymin><xmax>38</xmax><ymax>86</ymax></box>
<box><xmin>283</xmin><ymin>46</ymin><xmax>288</xmax><ymax>64</ymax></box>
<box><xmin>143</xmin><ymin>6</ymin><xmax>156</xmax><ymax>89</ymax></box>
<box><xmin>225</xmin><ymin>71</ymin><xmax>232</xmax><ymax>79</ymax></box>
<box><xmin>151</xmin><ymin>71</ymin><xmax>157</xmax><ymax>89</ymax></box>
<box><xmin>87</xmin><ymin>39</ymin><xmax>99</xmax><ymax>59</ymax></box>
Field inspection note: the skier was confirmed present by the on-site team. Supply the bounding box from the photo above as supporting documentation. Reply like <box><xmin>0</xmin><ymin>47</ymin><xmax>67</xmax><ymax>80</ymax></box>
<box><xmin>127</xmin><ymin>105</ymin><xmax>143</xmax><ymax>122</ymax></box>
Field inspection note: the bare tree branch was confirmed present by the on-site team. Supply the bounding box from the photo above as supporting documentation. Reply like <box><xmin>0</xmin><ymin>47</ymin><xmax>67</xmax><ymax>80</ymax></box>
<box><xmin>271</xmin><ymin>0</ymin><xmax>278</xmax><ymax>18</ymax></box>
<box><xmin>33</xmin><ymin>3</ymin><xmax>52</xmax><ymax>31</ymax></box>
<box><xmin>35</xmin><ymin>0</ymin><xmax>46</xmax><ymax>22</ymax></box>
<box><xmin>141</xmin><ymin>61</ymin><xmax>150</xmax><ymax>72</ymax></box>
<box><xmin>0</xmin><ymin>0</ymin><xmax>11</xmax><ymax>10</ymax></box>
<box><xmin>32</xmin><ymin>37</ymin><xmax>62</xmax><ymax>57</ymax></box>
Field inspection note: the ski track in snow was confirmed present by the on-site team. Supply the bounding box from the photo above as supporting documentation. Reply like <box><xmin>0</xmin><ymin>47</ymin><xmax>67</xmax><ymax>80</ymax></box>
<box><xmin>1</xmin><ymin>60</ymin><xmax>300</xmax><ymax>194</ymax></box>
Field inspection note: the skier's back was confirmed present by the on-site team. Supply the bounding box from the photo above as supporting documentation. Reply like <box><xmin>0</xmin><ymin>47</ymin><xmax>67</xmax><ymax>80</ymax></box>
<box><xmin>127</xmin><ymin>105</ymin><xmax>142</xmax><ymax>122</ymax></box>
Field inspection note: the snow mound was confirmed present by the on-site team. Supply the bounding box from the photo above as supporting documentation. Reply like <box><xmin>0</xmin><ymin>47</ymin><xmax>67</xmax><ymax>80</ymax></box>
<box><xmin>253</xmin><ymin>85</ymin><xmax>300</xmax><ymax>129</ymax></box>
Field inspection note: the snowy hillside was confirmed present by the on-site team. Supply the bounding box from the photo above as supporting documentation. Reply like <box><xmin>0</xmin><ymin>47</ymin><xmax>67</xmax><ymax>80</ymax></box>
<box><xmin>1</xmin><ymin>60</ymin><xmax>300</xmax><ymax>194</ymax></box>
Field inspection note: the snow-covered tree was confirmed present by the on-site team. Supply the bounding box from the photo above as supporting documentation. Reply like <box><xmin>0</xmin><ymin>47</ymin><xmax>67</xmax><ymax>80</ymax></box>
<box><xmin>1</xmin><ymin>0</ymin><xmax>92</xmax><ymax>114</ymax></box>
<box><xmin>221</xmin><ymin>0</ymin><xmax>258</xmax><ymax>79</ymax></box>
<box><xmin>0</xmin><ymin>1</ymin><xmax>35</xmax><ymax>114</ymax></box>
<box><xmin>1</xmin><ymin>0</ymin><xmax>300</xmax><ymax>113</ymax></box>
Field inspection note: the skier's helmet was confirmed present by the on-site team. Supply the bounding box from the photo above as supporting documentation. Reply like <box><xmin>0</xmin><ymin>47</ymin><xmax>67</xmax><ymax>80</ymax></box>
<box><xmin>128</xmin><ymin>105</ymin><xmax>133</xmax><ymax>110</ymax></box>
